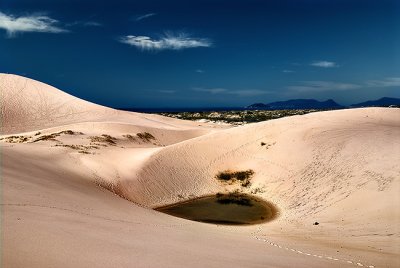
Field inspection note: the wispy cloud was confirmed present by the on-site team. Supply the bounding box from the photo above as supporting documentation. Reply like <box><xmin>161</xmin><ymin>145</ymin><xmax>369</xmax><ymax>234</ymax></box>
<box><xmin>231</xmin><ymin>89</ymin><xmax>270</xmax><ymax>96</ymax></box>
<box><xmin>66</xmin><ymin>20</ymin><xmax>102</xmax><ymax>27</ymax></box>
<box><xmin>310</xmin><ymin>61</ymin><xmax>338</xmax><ymax>68</ymax></box>
<box><xmin>288</xmin><ymin>77</ymin><xmax>400</xmax><ymax>93</ymax></box>
<box><xmin>0</xmin><ymin>11</ymin><xmax>67</xmax><ymax>37</ymax></box>
<box><xmin>283</xmin><ymin>70</ymin><xmax>295</xmax><ymax>73</ymax></box>
<box><xmin>194</xmin><ymin>88</ymin><xmax>228</xmax><ymax>94</ymax></box>
<box><xmin>136</xmin><ymin>13</ymin><xmax>156</xmax><ymax>21</ymax></box>
<box><xmin>288</xmin><ymin>81</ymin><xmax>361</xmax><ymax>92</ymax></box>
<box><xmin>82</xmin><ymin>21</ymin><xmax>102</xmax><ymax>27</ymax></box>
<box><xmin>120</xmin><ymin>32</ymin><xmax>212</xmax><ymax>51</ymax></box>
<box><xmin>193</xmin><ymin>88</ymin><xmax>270</xmax><ymax>96</ymax></box>
<box><xmin>158</xmin><ymin>90</ymin><xmax>176</xmax><ymax>94</ymax></box>
<box><xmin>365</xmin><ymin>77</ymin><xmax>400</xmax><ymax>87</ymax></box>
<box><xmin>196</xmin><ymin>69</ymin><xmax>204</xmax><ymax>73</ymax></box>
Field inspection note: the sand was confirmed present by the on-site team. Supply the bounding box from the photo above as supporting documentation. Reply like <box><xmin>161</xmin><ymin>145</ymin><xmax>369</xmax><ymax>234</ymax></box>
<box><xmin>1</xmin><ymin>74</ymin><xmax>399</xmax><ymax>267</ymax></box>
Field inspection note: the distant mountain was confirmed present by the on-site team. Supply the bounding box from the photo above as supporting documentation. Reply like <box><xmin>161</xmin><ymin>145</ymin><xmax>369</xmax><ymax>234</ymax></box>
<box><xmin>350</xmin><ymin>97</ymin><xmax>400</xmax><ymax>108</ymax></box>
<box><xmin>246</xmin><ymin>103</ymin><xmax>270</xmax><ymax>109</ymax></box>
<box><xmin>247</xmin><ymin>99</ymin><xmax>344</xmax><ymax>110</ymax></box>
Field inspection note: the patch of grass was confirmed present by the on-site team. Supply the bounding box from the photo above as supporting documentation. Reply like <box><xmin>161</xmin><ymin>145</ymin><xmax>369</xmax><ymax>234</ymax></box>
<box><xmin>78</xmin><ymin>150</ymin><xmax>91</xmax><ymax>154</ymax></box>
<box><xmin>216</xmin><ymin>170</ymin><xmax>254</xmax><ymax>181</ymax></box>
<box><xmin>251</xmin><ymin>187</ymin><xmax>265</xmax><ymax>194</ymax></box>
<box><xmin>33</xmin><ymin>133</ymin><xmax>59</xmax><ymax>142</ymax></box>
<box><xmin>2</xmin><ymin>135</ymin><xmax>30</xmax><ymax>143</ymax></box>
<box><xmin>33</xmin><ymin>130</ymin><xmax>83</xmax><ymax>142</ymax></box>
<box><xmin>54</xmin><ymin>144</ymin><xmax>99</xmax><ymax>151</ymax></box>
<box><xmin>216</xmin><ymin>169</ymin><xmax>254</xmax><ymax>188</ymax></box>
<box><xmin>136</xmin><ymin>132</ymin><xmax>155</xmax><ymax>142</ymax></box>
<box><xmin>123</xmin><ymin>134</ymin><xmax>137</xmax><ymax>142</ymax></box>
<box><xmin>89</xmin><ymin>134</ymin><xmax>117</xmax><ymax>145</ymax></box>
<box><xmin>59</xmin><ymin>130</ymin><xmax>84</xmax><ymax>135</ymax></box>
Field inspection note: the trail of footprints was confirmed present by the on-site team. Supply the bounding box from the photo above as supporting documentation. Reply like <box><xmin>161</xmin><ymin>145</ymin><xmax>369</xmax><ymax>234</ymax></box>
<box><xmin>252</xmin><ymin>228</ymin><xmax>375</xmax><ymax>268</ymax></box>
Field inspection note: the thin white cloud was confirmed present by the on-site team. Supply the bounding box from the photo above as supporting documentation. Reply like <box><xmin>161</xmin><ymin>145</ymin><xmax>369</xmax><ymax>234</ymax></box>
<box><xmin>231</xmin><ymin>89</ymin><xmax>270</xmax><ymax>96</ymax></box>
<box><xmin>136</xmin><ymin>13</ymin><xmax>156</xmax><ymax>21</ymax></box>
<box><xmin>194</xmin><ymin>88</ymin><xmax>227</xmax><ymax>94</ymax></box>
<box><xmin>365</xmin><ymin>77</ymin><xmax>400</xmax><ymax>87</ymax></box>
<box><xmin>82</xmin><ymin>21</ymin><xmax>102</xmax><ymax>27</ymax></box>
<box><xmin>288</xmin><ymin>77</ymin><xmax>400</xmax><ymax>92</ymax></box>
<box><xmin>310</xmin><ymin>61</ymin><xmax>338</xmax><ymax>68</ymax></box>
<box><xmin>193</xmin><ymin>88</ymin><xmax>270</xmax><ymax>96</ymax></box>
<box><xmin>66</xmin><ymin>20</ymin><xmax>102</xmax><ymax>27</ymax></box>
<box><xmin>158</xmin><ymin>90</ymin><xmax>176</xmax><ymax>94</ymax></box>
<box><xmin>120</xmin><ymin>32</ymin><xmax>212</xmax><ymax>51</ymax></box>
<box><xmin>288</xmin><ymin>81</ymin><xmax>361</xmax><ymax>92</ymax></box>
<box><xmin>283</xmin><ymin>70</ymin><xmax>295</xmax><ymax>73</ymax></box>
<box><xmin>196</xmin><ymin>69</ymin><xmax>204</xmax><ymax>73</ymax></box>
<box><xmin>0</xmin><ymin>11</ymin><xmax>67</xmax><ymax>37</ymax></box>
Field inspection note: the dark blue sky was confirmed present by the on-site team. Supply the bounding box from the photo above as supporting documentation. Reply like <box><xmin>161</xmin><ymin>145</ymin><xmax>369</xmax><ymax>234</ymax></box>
<box><xmin>1</xmin><ymin>0</ymin><xmax>399</xmax><ymax>108</ymax></box>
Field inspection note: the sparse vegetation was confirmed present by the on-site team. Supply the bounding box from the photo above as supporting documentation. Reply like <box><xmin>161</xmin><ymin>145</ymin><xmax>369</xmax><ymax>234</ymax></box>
<box><xmin>78</xmin><ymin>150</ymin><xmax>92</xmax><ymax>154</ymax></box>
<box><xmin>123</xmin><ymin>132</ymin><xmax>156</xmax><ymax>144</ymax></box>
<box><xmin>2</xmin><ymin>135</ymin><xmax>30</xmax><ymax>143</ymax></box>
<box><xmin>216</xmin><ymin>169</ymin><xmax>254</xmax><ymax>187</ymax></box>
<box><xmin>251</xmin><ymin>187</ymin><xmax>265</xmax><ymax>194</ymax></box>
<box><xmin>261</xmin><ymin>142</ymin><xmax>266</xmax><ymax>146</ymax></box>
<box><xmin>216</xmin><ymin>169</ymin><xmax>254</xmax><ymax>181</ymax></box>
<box><xmin>33</xmin><ymin>133</ymin><xmax>60</xmax><ymax>142</ymax></box>
<box><xmin>136</xmin><ymin>132</ymin><xmax>155</xmax><ymax>142</ymax></box>
<box><xmin>33</xmin><ymin>130</ymin><xmax>83</xmax><ymax>142</ymax></box>
<box><xmin>123</xmin><ymin>134</ymin><xmax>137</xmax><ymax>142</ymax></box>
<box><xmin>89</xmin><ymin>134</ymin><xmax>117</xmax><ymax>145</ymax></box>
<box><xmin>54</xmin><ymin>144</ymin><xmax>99</xmax><ymax>151</ymax></box>
<box><xmin>58</xmin><ymin>130</ymin><xmax>84</xmax><ymax>135</ymax></box>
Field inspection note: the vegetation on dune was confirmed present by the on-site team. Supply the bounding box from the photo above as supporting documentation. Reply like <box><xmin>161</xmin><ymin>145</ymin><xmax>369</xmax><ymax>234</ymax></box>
<box><xmin>136</xmin><ymin>132</ymin><xmax>155</xmax><ymax>142</ymax></box>
<box><xmin>33</xmin><ymin>130</ymin><xmax>84</xmax><ymax>142</ymax></box>
<box><xmin>89</xmin><ymin>134</ymin><xmax>117</xmax><ymax>145</ymax></box>
<box><xmin>54</xmin><ymin>144</ymin><xmax>99</xmax><ymax>153</ymax></box>
<box><xmin>123</xmin><ymin>134</ymin><xmax>137</xmax><ymax>141</ymax></box>
<box><xmin>0</xmin><ymin>130</ymin><xmax>85</xmax><ymax>144</ymax></box>
<box><xmin>216</xmin><ymin>169</ymin><xmax>254</xmax><ymax>187</ymax></box>
<box><xmin>1</xmin><ymin>135</ymin><xmax>30</xmax><ymax>143</ymax></box>
<box><xmin>123</xmin><ymin>132</ymin><xmax>156</xmax><ymax>143</ymax></box>
<box><xmin>33</xmin><ymin>133</ymin><xmax>60</xmax><ymax>142</ymax></box>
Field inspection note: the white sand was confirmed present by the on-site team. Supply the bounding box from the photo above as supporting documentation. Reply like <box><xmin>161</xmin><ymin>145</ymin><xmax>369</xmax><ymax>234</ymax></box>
<box><xmin>1</xmin><ymin>74</ymin><xmax>399</xmax><ymax>267</ymax></box>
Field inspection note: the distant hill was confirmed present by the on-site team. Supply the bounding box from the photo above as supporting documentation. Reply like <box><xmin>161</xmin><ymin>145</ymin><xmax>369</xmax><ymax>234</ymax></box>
<box><xmin>246</xmin><ymin>103</ymin><xmax>270</xmax><ymax>109</ymax></box>
<box><xmin>350</xmin><ymin>97</ymin><xmax>400</xmax><ymax>108</ymax></box>
<box><xmin>247</xmin><ymin>99</ymin><xmax>344</xmax><ymax>110</ymax></box>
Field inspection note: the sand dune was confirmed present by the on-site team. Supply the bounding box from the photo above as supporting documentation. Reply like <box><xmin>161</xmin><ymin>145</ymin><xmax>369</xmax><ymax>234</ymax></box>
<box><xmin>1</xmin><ymin>74</ymin><xmax>399</xmax><ymax>267</ymax></box>
<box><xmin>0</xmin><ymin>74</ymin><xmax>220</xmax><ymax>135</ymax></box>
